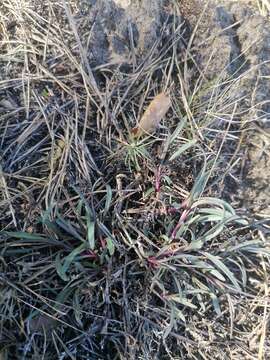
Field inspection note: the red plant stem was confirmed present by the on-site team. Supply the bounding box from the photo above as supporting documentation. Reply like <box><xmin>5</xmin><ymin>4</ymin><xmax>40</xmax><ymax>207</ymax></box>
<box><xmin>166</xmin><ymin>207</ymin><xmax>178</xmax><ymax>215</ymax></box>
<box><xmin>147</xmin><ymin>256</ymin><xmax>160</xmax><ymax>269</ymax></box>
<box><xmin>171</xmin><ymin>208</ymin><xmax>190</xmax><ymax>240</ymax></box>
<box><xmin>84</xmin><ymin>250</ymin><xmax>98</xmax><ymax>260</ymax></box>
<box><xmin>100</xmin><ymin>237</ymin><xmax>106</xmax><ymax>249</ymax></box>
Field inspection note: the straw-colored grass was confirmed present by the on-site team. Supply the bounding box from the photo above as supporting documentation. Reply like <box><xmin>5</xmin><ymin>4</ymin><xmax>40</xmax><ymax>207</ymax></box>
<box><xmin>0</xmin><ymin>1</ymin><xmax>269</xmax><ymax>359</ymax></box>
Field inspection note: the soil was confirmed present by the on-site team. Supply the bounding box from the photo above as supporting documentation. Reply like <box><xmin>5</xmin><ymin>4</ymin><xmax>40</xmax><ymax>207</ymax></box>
<box><xmin>180</xmin><ymin>0</ymin><xmax>270</xmax><ymax>216</ymax></box>
<box><xmin>85</xmin><ymin>0</ymin><xmax>175</xmax><ymax>67</ymax></box>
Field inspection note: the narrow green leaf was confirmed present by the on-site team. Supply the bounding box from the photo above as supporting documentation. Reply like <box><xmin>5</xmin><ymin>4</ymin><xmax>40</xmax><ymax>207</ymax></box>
<box><xmin>210</xmin><ymin>293</ymin><xmax>221</xmax><ymax>315</ymax></box>
<box><xmin>55</xmin><ymin>284</ymin><xmax>75</xmax><ymax>310</ymax></box>
<box><xmin>202</xmin><ymin>252</ymin><xmax>241</xmax><ymax>291</ymax></box>
<box><xmin>56</xmin><ymin>243</ymin><xmax>86</xmax><ymax>281</ymax></box>
<box><xmin>192</xmin><ymin>276</ymin><xmax>209</xmax><ymax>292</ymax></box>
<box><xmin>185</xmin><ymin>239</ymin><xmax>203</xmax><ymax>251</ymax></box>
<box><xmin>76</xmin><ymin>199</ymin><xmax>84</xmax><ymax>216</ymax></box>
<box><xmin>198</xmin><ymin>215</ymin><xmax>228</xmax><ymax>223</ymax></box>
<box><xmin>2</xmin><ymin>231</ymin><xmax>64</xmax><ymax>247</ymax></box>
<box><xmin>209</xmin><ymin>269</ymin><xmax>226</xmax><ymax>282</ymax></box>
<box><xmin>42</xmin><ymin>219</ymin><xmax>63</xmax><ymax>236</ymax></box>
<box><xmin>3</xmin><ymin>231</ymin><xmax>46</xmax><ymax>241</ymax></box>
<box><xmin>98</xmin><ymin>221</ymin><xmax>116</xmax><ymax>243</ymax></box>
<box><xmin>104</xmin><ymin>185</ymin><xmax>112</xmax><ymax>215</ymax></box>
<box><xmin>55</xmin><ymin>253</ymin><xmax>69</xmax><ymax>282</ymax></box>
<box><xmin>226</xmin><ymin>240</ymin><xmax>263</xmax><ymax>252</ymax></box>
<box><xmin>73</xmin><ymin>290</ymin><xmax>83</xmax><ymax>327</ymax></box>
<box><xmin>169</xmin><ymin>139</ymin><xmax>197</xmax><ymax>162</ymax></box>
<box><xmin>106</xmin><ymin>237</ymin><xmax>115</xmax><ymax>256</ymax></box>
<box><xmin>144</xmin><ymin>187</ymin><xmax>155</xmax><ymax>198</ymax></box>
<box><xmin>167</xmin><ymin>295</ymin><xmax>197</xmax><ymax>309</ymax></box>
<box><xmin>175</xmin><ymin>309</ymin><xmax>186</xmax><ymax>323</ymax></box>
<box><xmin>192</xmin><ymin>197</ymin><xmax>235</xmax><ymax>215</ymax></box>
<box><xmin>229</xmin><ymin>258</ymin><xmax>247</xmax><ymax>287</ymax></box>
<box><xmin>199</xmin><ymin>215</ymin><xmax>248</xmax><ymax>243</ymax></box>
<box><xmin>56</xmin><ymin>218</ymin><xmax>85</xmax><ymax>242</ymax></box>
<box><xmin>86</xmin><ymin>218</ymin><xmax>95</xmax><ymax>250</ymax></box>
<box><xmin>200</xmin><ymin>222</ymin><xmax>225</xmax><ymax>242</ymax></box>
<box><xmin>169</xmin><ymin>117</ymin><xmax>187</xmax><ymax>145</ymax></box>
<box><xmin>189</xmin><ymin>259</ymin><xmax>226</xmax><ymax>281</ymax></box>
<box><xmin>163</xmin><ymin>306</ymin><xmax>175</xmax><ymax>339</ymax></box>
<box><xmin>198</xmin><ymin>208</ymin><xmax>232</xmax><ymax>217</ymax></box>
<box><xmin>189</xmin><ymin>162</ymin><xmax>208</xmax><ymax>202</ymax></box>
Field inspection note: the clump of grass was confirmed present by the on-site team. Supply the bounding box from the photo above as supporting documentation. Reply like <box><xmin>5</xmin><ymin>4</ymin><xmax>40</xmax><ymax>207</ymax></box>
<box><xmin>0</xmin><ymin>1</ymin><xmax>269</xmax><ymax>359</ymax></box>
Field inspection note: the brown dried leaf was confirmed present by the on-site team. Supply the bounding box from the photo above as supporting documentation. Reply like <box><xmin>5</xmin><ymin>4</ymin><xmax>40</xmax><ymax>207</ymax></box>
<box><xmin>132</xmin><ymin>92</ymin><xmax>171</xmax><ymax>138</ymax></box>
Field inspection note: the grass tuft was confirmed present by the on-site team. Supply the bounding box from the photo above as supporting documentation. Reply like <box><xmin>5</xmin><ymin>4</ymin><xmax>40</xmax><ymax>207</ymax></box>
<box><xmin>0</xmin><ymin>0</ymin><xmax>269</xmax><ymax>359</ymax></box>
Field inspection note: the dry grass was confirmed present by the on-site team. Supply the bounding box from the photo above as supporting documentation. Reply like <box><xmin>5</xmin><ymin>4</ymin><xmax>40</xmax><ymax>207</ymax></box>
<box><xmin>257</xmin><ymin>0</ymin><xmax>270</xmax><ymax>16</ymax></box>
<box><xmin>0</xmin><ymin>0</ymin><xmax>269</xmax><ymax>359</ymax></box>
